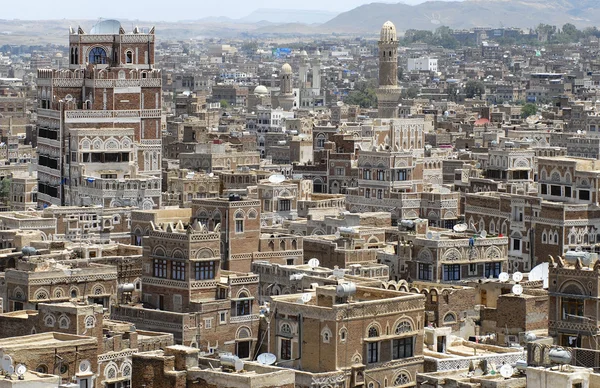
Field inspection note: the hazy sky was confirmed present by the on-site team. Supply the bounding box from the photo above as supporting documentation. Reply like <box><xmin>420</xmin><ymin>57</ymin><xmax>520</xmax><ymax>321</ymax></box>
<box><xmin>1</xmin><ymin>0</ymin><xmax>458</xmax><ymax>21</ymax></box>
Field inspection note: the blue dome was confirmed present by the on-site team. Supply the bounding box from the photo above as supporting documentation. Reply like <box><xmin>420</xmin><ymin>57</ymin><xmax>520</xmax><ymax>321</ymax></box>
<box><xmin>90</xmin><ymin>19</ymin><xmax>121</xmax><ymax>34</ymax></box>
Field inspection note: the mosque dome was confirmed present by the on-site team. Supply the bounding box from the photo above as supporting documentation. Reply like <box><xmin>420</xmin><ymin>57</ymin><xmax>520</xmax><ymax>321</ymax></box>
<box><xmin>254</xmin><ymin>85</ymin><xmax>268</xmax><ymax>96</ymax></box>
<box><xmin>281</xmin><ymin>63</ymin><xmax>292</xmax><ymax>74</ymax></box>
<box><xmin>90</xmin><ymin>19</ymin><xmax>122</xmax><ymax>35</ymax></box>
<box><xmin>300</xmin><ymin>50</ymin><xmax>308</xmax><ymax>57</ymax></box>
<box><xmin>380</xmin><ymin>21</ymin><xmax>397</xmax><ymax>42</ymax></box>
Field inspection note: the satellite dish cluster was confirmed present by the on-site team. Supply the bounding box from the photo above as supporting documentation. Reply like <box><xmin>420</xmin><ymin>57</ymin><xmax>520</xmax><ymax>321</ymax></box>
<box><xmin>498</xmin><ymin>270</ymin><xmax>523</xmax><ymax>296</ymax></box>
<box><xmin>0</xmin><ymin>353</ymin><xmax>27</xmax><ymax>380</ymax></box>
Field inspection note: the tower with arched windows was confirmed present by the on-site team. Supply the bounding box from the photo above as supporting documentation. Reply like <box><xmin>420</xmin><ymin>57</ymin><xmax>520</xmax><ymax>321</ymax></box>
<box><xmin>36</xmin><ymin>20</ymin><xmax>162</xmax><ymax>208</ymax></box>
<box><xmin>377</xmin><ymin>21</ymin><xmax>402</xmax><ymax>119</ymax></box>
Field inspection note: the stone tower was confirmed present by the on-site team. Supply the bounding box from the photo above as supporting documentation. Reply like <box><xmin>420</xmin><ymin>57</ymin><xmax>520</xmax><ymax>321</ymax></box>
<box><xmin>278</xmin><ymin>63</ymin><xmax>295</xmax><ymax>111</ymax></box>
<box><xmin>377</xmin><ymin>21</ymin><xmax>401</xmax><ymax>119</ymax></box>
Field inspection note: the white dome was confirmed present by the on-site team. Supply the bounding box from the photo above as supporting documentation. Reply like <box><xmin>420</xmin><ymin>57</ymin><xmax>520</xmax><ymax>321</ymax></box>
<box><xmin>380</xmin><ymin>21</ymin><xmax>397</xmax><ymax>42</ymax></box>
<box><xmin>90</xmin><ymin>19</ymin><xmax>122</xmax><ymax>34</ymax></box>
<box><xmin>281</xmin><ymin>63</ymin><xmax>292</xmax><ymax>74</ymax></box>
<box><xmin>300</xmin><ymin>50</ymin><xmax>308</xmax><ymax>57</ymax></box>
<box><xmin>254</xmin><ymin>85</ymin><xmax>268</xmax><ymax>96</ymax></box>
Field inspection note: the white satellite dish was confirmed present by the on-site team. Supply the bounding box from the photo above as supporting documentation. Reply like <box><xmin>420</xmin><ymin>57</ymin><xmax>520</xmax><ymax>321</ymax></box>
<box><xmin>208</xmin><ymin>172</ymin><xmax>215</xmax><ymax>178</ymax></box>
<box><xmin>453</xmin><ymin>223</ymin><xmax>468</xmax><ymax>233</ymax></box>
<box><xmin>308</xmin><ymin>258</ymin><xmax>320</xmax><ymax>268</ymax></box>
<box><xmin>529</xmin><ymin>262</ymin><xmax>549</xmax><ymax>289</ymax></box>
<box><xmin>499</xmin><ymin>364</ymin><xmax>514</xmax><ymax>378</ymax></box>
<box><xmin>15</xmin><ymin>364</ymin><xmax>26</xmax><ymax>377</ymax></box>
<box><xmin>512</xmin><ymin>284</ymin><xmax>523</xmax><ymax>296</ymax></box>
<box><xmin>1</xmin><ymin>355</ymin><xmax>13</xmax><ymax>371</ymax></box>
<box><xmin>257</xmin><ymin>353</ymin><xmax>277</xmax><ymax>365</ymax></box>
<box><xmin>6</xmin><ymin>365</ymin><xmax>14</xmax><ymax>375</ymax></box>
<box><xmin>301</xmin><ymin>293</ymin><xmax>312</xmax><ymax>303</ymax></box>
<box><xmin>512</xmin><ymin>272</ymin><xmax>523</xmax><ymax>283</ymax></box>
<box><xmin>268</xmin><ymin>174</ymin><xmax>286</xmax><ymax>184</ymax></box>
<box><xmin>498</xmin><ymin>272</ymin><xmax>510</xmax><ymax>282</ymax></box>
<box><xmin>234</xmin><ymin>359</ymin><xmax>244</xmax><ymax>372</ymax></box>
<box><xmin>426</xmin><ymin>231</ymin><xmax>434</xmax><ymax>240</ymax></box>
<box><xmin>480</xmin><ymin>230</ymin><xmax>487</xmax><ymax>238</ymax></box>
<box><xmin>334</xmin><ymin>231</ymin><xmax>341</xmax><ymax>239</ymax></box>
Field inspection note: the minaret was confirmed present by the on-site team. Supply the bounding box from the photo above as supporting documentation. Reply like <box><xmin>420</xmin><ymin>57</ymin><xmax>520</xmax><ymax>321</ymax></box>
<box><xmin>311</xmin><ymin>49</ymin><xmax>321</xmax><ymax>91</ymax></box>
<box><xmin>299</xmin><ymin>50</ymin><xmax>309</xmax><ymax>87</ymax></box>
<box><xmin>377</xmin><ymin>21</ymin><xmax>401</xmax><ymax>119</ymax></box>
<box><xmin>279</xmin><ymin>63</ymin><xmax>295</xmax><ymax>111</ymax></box>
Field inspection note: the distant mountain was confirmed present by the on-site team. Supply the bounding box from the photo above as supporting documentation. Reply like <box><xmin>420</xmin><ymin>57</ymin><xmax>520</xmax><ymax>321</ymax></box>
<box><xmin>239</xmin><ymin>8</ymin><xmax>338</xmax><ymax>24</ymax></box>
<box><xmin>322</xmin><ymin>0</ymin><xmax>600</xmax><ymax>33</ymax></box>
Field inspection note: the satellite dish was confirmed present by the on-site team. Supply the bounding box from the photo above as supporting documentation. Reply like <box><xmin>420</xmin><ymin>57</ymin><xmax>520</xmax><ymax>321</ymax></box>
<box><xmin>208</xmin><ymin>172</ymin><xmax>215</xmax><ymax>177</ymax></box>
<box><xmin>480</xmin><ymin>230</ymin><xmax>487</xmax><ymax>238</ymax></box>
<box><xmin>529</xmin><ymin>262</ymin><xmax>549</xmax><ymax>289</ymax></box>
<box><xmin>308</xmin><ymin>258</ymin><xmax>320</xmax><ymax>268</ymax></box>
<box><xmin>512</xmin><ymin>284</ymin><xmax>523</xmax><ymax>296</ymax></box>
<box><xmin>6</xmin><ymin>365</ymin><xmax>14</xmax><ymax>375</ymax></box>
<box><xmin>301</xmin><ymin>293</ymin><xmax>312</xmax><ymax>303</ymax></box>
<box><xmin>426</xmin><ymin>231</ymin><xmax>434</xmax><ymax>240</ymax></box>
<box><xmin>79</xmin><ymin>360</ymin><xmax>91</xmax><ymax>373</ymax></box>
<box><xmin>334</xmin><ymin>231</ymin><xmax>341</xmax><ymax>239</ymax></box>
<box><xmin>15</xmin><ymin>364</ymin><xmax>26</xmax><ymax>377</ymax></box>
<box><xmin>453</xmin><ymin>223</ymin><xmax>468</xmax><ymax>233</ymax></box>
<box><xmin>257</xmin><ymin>353</ymin><xmax>277</xmax><ymax>365</ymax></box>
<box><xmin>499</xmin><ymin>364</ymin><xmax>514</xmax><ymax>378</ymax></box>
<box><xmin>525</xmin><ymin>332</ymin><xmax>537</xmax><ymax>342</ymax></box>
<box><xmin>498</xmin><ymin>272</ymin><xmax>510</xmax><ymax>282</ymax></box>
<box><xmin>64</xmin><ymin>94</ymin><xmax>73</xmax><ymax>102</ymax></box>
<box><xmin>234</xmin><ymin>359</ymin><xmax>244</xmax><ymax>372</ymax></box>
<box><xmin>268</xmin><ymin>174</ymin><xmax>286</xmax><ymax>184</ymax></box>
<box><xmin>1</xmin><ymin>354</ymin><xmax>13</xmax><ymax>370</ymax></box>
<box><xmin>512</xmin><ymin>272</ymin><xmax>523</xmax><ymax>283</ymax></box>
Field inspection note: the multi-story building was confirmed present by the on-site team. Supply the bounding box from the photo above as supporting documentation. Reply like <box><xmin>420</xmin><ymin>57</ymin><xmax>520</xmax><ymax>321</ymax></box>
<box><xmin>112</xmin><ymin>220</ymin><xmax>260</xmax><ymax>358</ymax></box>
<box><xmin>267</xmin><ymin>285</ymin><xmax>425</xmax><ymax>388</ymax></box>
<box><xmin>548</xmin><ymin>256</ymin><xmax>600</xmax><ymax>350</ymax></box>
<box><xmin>380</xmin><ymin>225</ymin><xmax>509</xmax><ymax>283</ymax></box>
<box><xmin>407</xmin><ymin>57</ymin><xmax>438</xmax><ymax>72</ymax></box>
<box><xmin>36</xmin><ymin>20</ymin><xmax>162</xmax><ymax>207</ymax></box>
<box><xmin>192</xmin><ymin>197</ymin><xmax>261</xmax><ymax>272</ymax></box>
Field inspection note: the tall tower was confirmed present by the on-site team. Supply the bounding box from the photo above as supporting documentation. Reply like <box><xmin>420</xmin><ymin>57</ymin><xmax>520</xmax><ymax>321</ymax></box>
<box><xmin>377</xmin><ymin>21</ymin><xmax>401</xmax><ymax>119</ymax></box>
<box><xmin>36</xmin><ymin>20</ymin><xmax>162</xmax><ymax>209</ymax></box>
<box><xmin>299</xmin><ymin>50</ymin><xmax>309</xmax><ymax>87</ymax></box>
<box><xmin>311</xmin><ymin>49</ymin><xmax>322</xmax><ymax>91</ymax></box>
<box><xmin>278</xmin><ymin>63</ymin><xmax>295</xmax><ymax>111</ymax></box>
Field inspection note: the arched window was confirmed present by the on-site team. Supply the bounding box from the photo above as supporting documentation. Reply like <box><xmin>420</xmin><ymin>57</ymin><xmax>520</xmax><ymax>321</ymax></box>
<box><xmin>235</xmin><ymin>211</ymin><xmax>244</xmax><ymax>233</ymax></box>
<box><xmin>89</xmin><ymin>47</ymin><xmax>108</xmax><ymax>65</ymax></box>
<box><xmin>281</xmin><ymin>323</ymin><xmax>292</xmax><ymax>335</ymax></box>
<box><xmin>368</xmin><ymin>326</ymin><xmax>379</xmax><ymax>338</ymax></box>
<box><xmin>395</xmin><ymin>320</ymin><xmax>413</xmax><ymax>334</ymax></box>
<box><xmin>443</xmin><ymin>312</ymin><xmax>457</xmax><ymax>324</ymax></box>
<box><xmin>126</xmin><ymin>50</ymin><xmax>133</xmax><ymax>64</ymax></box>
<box><xmin>394</xmin><ymin>372</ymin><xmax>410</xmax><ymax>386</ymax></box>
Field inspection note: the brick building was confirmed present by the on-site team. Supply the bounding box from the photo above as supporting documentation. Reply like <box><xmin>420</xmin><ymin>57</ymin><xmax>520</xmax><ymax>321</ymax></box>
<box><xmin>112</xmin><ymin>220</ymin><xmax>260</xmax><ymax>359</ymax></box>
<box><xmin>266</xmin><ymin>285</ymin><xmax>425</xmax><ymax>388</ymax></box>
<box><xmin>36</xmin><ymin>19</ymin><xmax>162</xmax><ymax>207</ymax></box>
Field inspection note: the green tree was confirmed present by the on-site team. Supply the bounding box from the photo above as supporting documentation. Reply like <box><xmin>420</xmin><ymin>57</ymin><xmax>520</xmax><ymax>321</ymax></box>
<box><xmin>521</xmin><ymin>103</ymin><xmax>537</xmax><ymax>118</ymax></box>
<box><xmin>345</xmin><ymin>80</ymin><xmax>378</xmax><ymax>108</ymax></box>
<box><xmin>402</xmin><ymin>86</ymin><xmax>420</xmax><ymax>99</ymax></box>
<box><xmin>0</xmin><ymin>178</ymin><xmax>10</xmax><ymax>201</ymax></box>
<box><xmin>562</xmin><ymin>23</ymin><xmax>579</xmax><ymax>38</ymax></box>
<box><xmin>465</xmin><ymin>80</ymin><xmax>485</xmax><ymax>99</ymax></box>
<box><xmin>220</xmin><ymin>99</ymin><xmax>230</xmax><ymax>109</ymax></box>
<box><xmin>446</xmin><ymin>83</ymin><xmax>460</xmax><ymax>102</ymax></box>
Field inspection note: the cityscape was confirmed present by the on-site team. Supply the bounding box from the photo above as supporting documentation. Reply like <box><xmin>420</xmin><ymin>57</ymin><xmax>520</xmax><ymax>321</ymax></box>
<box><xmin>2</xmin><ymin>0</ymin><xmax>600</xmax><ymax>387</ymax></box>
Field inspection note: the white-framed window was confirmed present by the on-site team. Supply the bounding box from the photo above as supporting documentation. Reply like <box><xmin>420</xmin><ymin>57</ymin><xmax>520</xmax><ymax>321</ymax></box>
<box><xmin>204</xmin><ymin>318</ymin><xmax>213</xmax><ymax>329</ymax></box>
<box><xmin>219</xmin><ymin>311</ymin><xmax>227</xmax><ymax>324</ymax></box>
